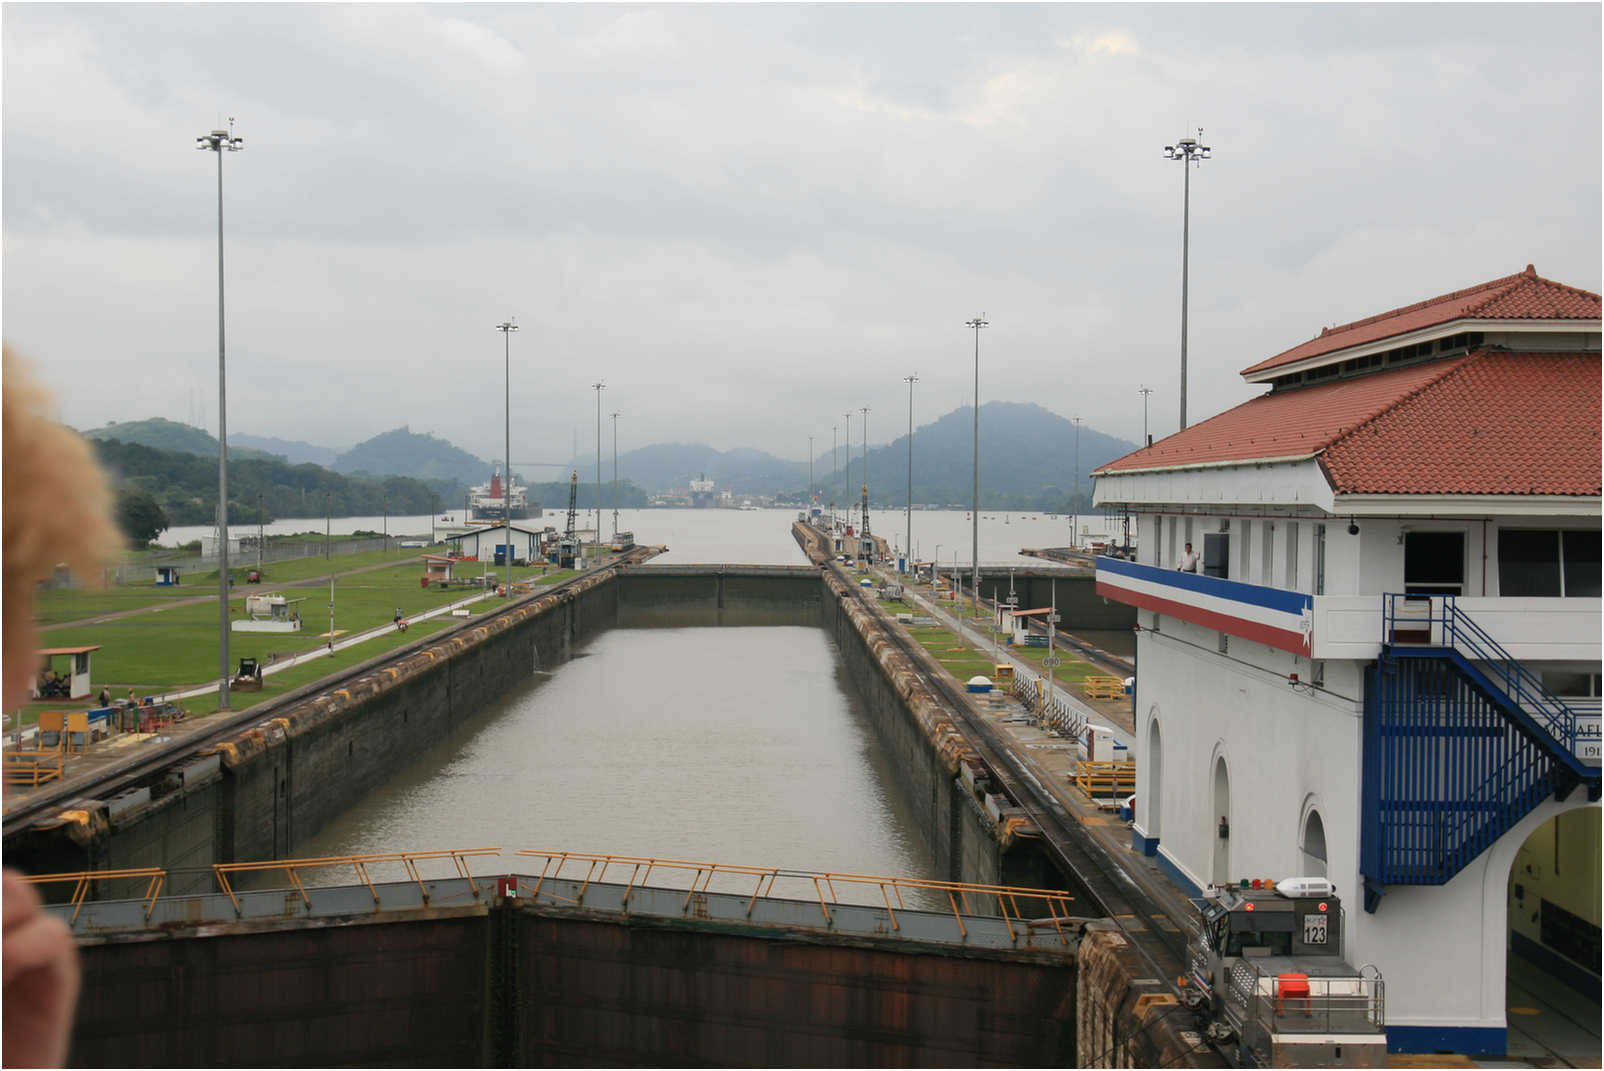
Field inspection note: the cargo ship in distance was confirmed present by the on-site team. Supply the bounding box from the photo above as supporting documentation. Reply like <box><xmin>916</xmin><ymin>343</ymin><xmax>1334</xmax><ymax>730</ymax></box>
<box><xmin>469</xmin><ymin>464</ymin><xmax>539</xmax><ymax>521</ymax></box>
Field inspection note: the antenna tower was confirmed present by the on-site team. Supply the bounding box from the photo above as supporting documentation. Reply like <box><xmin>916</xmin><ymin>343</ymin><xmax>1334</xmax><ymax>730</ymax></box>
<box><xmin>565</xmin><ymin>471</ymin><xmax>579</xmax><ymax>541</ymax></box>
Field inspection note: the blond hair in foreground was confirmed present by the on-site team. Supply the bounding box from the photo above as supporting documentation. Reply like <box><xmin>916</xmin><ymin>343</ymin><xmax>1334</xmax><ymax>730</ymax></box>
<box><xmin>3</xmin><ymin>343</ymin><xmax>121</xmax><ymax>701</ymax></box>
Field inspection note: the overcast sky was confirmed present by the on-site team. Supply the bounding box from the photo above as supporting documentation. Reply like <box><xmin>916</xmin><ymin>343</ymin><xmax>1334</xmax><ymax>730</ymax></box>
<box><xmin>5</xmin><ymin>3</ymin><xmax>1599</xmax><ymax>467</ymax></box>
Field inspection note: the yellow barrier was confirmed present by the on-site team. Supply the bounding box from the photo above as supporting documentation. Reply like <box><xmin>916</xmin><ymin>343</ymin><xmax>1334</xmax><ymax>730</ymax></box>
<box><xmin>515</xmin><ymin>849</ymin><xmax>1078</xmax><ymax>945</ymax></box>
<box><xmin>20</xmin><ymin>867</ymin><xmax>166</xmax><ymax>923</ymax></box>
<box><xmin>212</xmin><ymin>848</ymin><xmax>503</xmax><ymax>914</ymax></box>
<box><xmin>1081</xmin><ymin>675</ymin><xmax>1126</xmax><ymax>701</ymax></box>
<box><xmin>5</xmin><ymin>751</ymin><xmax>64</xmax><ymax>787</ymax></box>
<box><xmin>1074</xmin><ymin>760</ymin><xmax>1136</xmax><ymax>798</ymax></box>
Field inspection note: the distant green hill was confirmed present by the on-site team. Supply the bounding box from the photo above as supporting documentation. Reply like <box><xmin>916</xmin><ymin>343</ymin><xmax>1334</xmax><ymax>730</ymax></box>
<box><xmin>809</xmin><ymin>401</ymin><xmax>1139</xmax><ymax>512</ymax></box>
<box><xmin>90</xmin><ymin>437</ymin><xmax>458</xmax><ymax>528</ymax></box>
<box><xmin>333</xmin><ymin>427</ymin><xmax>488</xmax><ymax>485</ymax></box>
<box><xmin>233</xmin><ymin>432</ymin><xmax>340</xmax><ymax>467</ymax></box>
<box><xmin>84</xmin><ymin>418</ymin><xmax>282</xmax><ymax>461</ymax></box>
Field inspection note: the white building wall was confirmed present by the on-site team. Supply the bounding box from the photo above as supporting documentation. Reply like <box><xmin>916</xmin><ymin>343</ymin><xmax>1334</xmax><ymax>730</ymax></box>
<box><xmin>1138</xmin><ymin>617</ymin><xmax>1600</xmax><ymax>1032</ymax></box>
<box><xmin>1137</xmin><ymin>624</ymin><xmax>1363</xmax><ymax>895</ymax></box>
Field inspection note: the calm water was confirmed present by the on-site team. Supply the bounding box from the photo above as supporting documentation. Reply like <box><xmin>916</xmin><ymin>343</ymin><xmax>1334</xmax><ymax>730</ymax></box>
<box><xmin>164</xmin><ymin>506</ymin><xmax>1129</xmax><ymax>568</ymax></box>
<box><xmin>289</xmin><ymin>626</ymin><xmax>942</xmax><ymax>899</ymax></box>
<box><xmin>207</xmin><ymin>508</ymin><xmax>1124</xmax><ymax>889</ymax></box>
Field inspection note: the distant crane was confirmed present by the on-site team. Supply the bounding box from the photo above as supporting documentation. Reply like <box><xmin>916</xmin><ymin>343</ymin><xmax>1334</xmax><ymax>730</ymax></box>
<box><xmin>565</xmin><ymin>471</ymin><xmax>579</xmax><ymax>542</ymax></box>
<box><xmin>859</xmin><ymin>482</ymin><xmax>873</xmax><ymax>562</ymax></box>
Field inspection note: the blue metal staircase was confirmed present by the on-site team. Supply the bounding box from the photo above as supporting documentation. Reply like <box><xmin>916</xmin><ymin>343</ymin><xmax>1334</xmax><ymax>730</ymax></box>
<box><xmin>1360</xmin><ymin>596</ymin><xmax>1600</xmax><ymax>911</ymax></box>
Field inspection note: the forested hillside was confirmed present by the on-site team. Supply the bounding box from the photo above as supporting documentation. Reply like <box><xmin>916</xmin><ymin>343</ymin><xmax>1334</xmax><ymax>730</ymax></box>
<box><xmin>91</xmin><ymin>438</ymin><xmax>457</xmax><ymax>527</ymax></box>
<box><xmin>84</xmin><ymin>417</ymin><xmax>281</xmax><ymax>461</ymax></box>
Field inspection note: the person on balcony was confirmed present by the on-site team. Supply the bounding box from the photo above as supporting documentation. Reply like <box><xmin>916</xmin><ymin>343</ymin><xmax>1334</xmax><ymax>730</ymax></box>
<box><xmin>1178</xmin><ymin>542</ymin><xmax>1199</xmax><ymax>573</ymax></box>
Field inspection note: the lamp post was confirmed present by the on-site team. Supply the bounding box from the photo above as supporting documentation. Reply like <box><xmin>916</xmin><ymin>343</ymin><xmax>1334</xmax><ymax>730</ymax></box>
<box><xmin>497</xmin><ymin>320</ymin><xmax>518</xmax><ymax>598</ymax></box>
<box><xmin>831</xmin><ymin>424</ymin><xmax>838</xmax><ymax>526</ymax></box>
<box><xmin>860</xmin><ymin>404</ymin><xmax>870</xmax><ymax>522</ymax></box>
<box><xmin>197</xmin><ymin>119</ymin><xmax>243</xmax><ymax>710</ymax></box>
<box><xmin>965</xmin><ymin>315</ymin><xmax>987</xmax><ymax>621</ymax></box>
<box><xmin>1139</xmin><ymin>385</ymin><xmax>1154</xmax><ymax>445</ymax></box>
<box><xmin>808</xmin><ymin>435</ymin><xmax>814</xmax><ymax>515</ymax></box>
<box><xmin>843</xmin><ymin>411</ymin><xmax>852</xmax><ymax>529</ymax></box>
<box><xmin>1071</xmin><ymin>416</ymin><xmax>1083</xmax><ymax>549</ymax></box>
<box><xmin>904</xmin><ymin>373</ymin><xmax>917</xmax><ymax>575</ymax></box>
<box><xmin>611</xmin><ymin>411</ymin><xmax>620</xmax><ymax>541</ymax></box>
<box><xmin>1164</xmin><ymin>130</ymin><xmax>1211</xmax><ymax>430</ymax></box>
<box><xmin>593</xmin><ymin>382</ymin><xmax>605</xmax><ymax>551</ymax></box>
<box><xmin>325</xmin><ymin>493</ymin><xmax>331</xmax><ymax>559</ymax></box>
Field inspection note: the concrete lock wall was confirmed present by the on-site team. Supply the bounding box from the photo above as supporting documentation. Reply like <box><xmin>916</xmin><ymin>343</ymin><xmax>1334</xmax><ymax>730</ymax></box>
<box><xmin>511</xmin><ymin>910</ymin><xmax>1075</xmax><ymax>1065</ymax></box>
<box><xmin>63</xmin><ymin>901</ymin><xmax>1076</xmax><ymax>1067</ymax></box>
<box><xmin>4</xmin><ymin>570</ymin><xmax>619</xmax><ymax>892</ymax></box>
<box><xmin>9</xmin><ymin>554</ymin><xmax>1046</xmax><ymax>905</ymax></box>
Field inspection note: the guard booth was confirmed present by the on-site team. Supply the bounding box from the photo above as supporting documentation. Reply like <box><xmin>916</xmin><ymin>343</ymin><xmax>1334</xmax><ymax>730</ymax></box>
<box><xmin>155</xmin><ymin>565</ymin><xmax>180</xmax><ymax>586</ymax></box>
<box><xmin>33</xmin><ymin>646</ymin><xmax>102</xmax><ymax>700</ymax></box>
<box><xmin>421</xmin><ymin>554</ymin><xmax>456</xmax><ymax>588</ymax></box>
<box><xmin>1006</xmin><ymin>607</ymin><xmax>1053</xmax><ymax>646</ymax></box>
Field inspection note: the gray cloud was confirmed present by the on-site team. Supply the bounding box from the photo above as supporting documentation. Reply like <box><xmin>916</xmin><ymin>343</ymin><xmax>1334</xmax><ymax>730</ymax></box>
<box><xmin>4</xmin><ymin>3</ymin><xmax>1599</xmax><ymax>465</ymax></box>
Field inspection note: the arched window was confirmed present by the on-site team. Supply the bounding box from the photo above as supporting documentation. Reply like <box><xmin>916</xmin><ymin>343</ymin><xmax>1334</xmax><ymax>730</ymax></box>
<box><xmin>1147</xmin><ymin>717</ymin><xmax>1163</xmax><ymax>839</ymax></box>
<box><xmin>1302</xmin><ymin>810</ymin><xmax>1328</xmax><ymax>877</ymax></box>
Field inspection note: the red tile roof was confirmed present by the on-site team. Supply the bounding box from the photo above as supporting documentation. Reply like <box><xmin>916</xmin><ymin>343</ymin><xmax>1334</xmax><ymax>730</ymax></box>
<box><xmin>1240</xmin><ymin>266</ymin><xmax>1602</xmax><ymax>378</ymax></box>
<box><xmin>1098</xmin><ymin>360</ymin><xmax>1464</xmax><ymax>473</ymax></box>
<box><xmin>1097</xmin><ymin>350</ymin><xmax>1601</xmax><ymax>497</ymax></box>
<box><xmin>1323</xmin><ymin>351</ymin><xmax>1601</xmax><ymax>496</ymax></box>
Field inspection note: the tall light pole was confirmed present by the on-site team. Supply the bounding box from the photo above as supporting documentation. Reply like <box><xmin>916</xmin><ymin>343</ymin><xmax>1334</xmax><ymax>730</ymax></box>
<box><xmin>859</xmin><ymin>405</ymin><xmax>870</xmax><ymax>515</ymax></box>
<box><xmin>966</xmin><ymin>315</ymin><xmax>988</xmax><ymax>619</ymax></box>
<box><xmin>904</xmin><ymin>373</ymin><xmax>917</xmax><ymax>574</ymax></box>
<box><xmin>592</xmin><ymin>381</ymin><xmax>605</xmax><ymax>548</ymax></box>
<box><xmin>843</xmin><ymin>411</ymin><xmax>852</xmax><ymax>528</ymax></box>
<box><xmin>1164</xmin><ymin>130</ymin><xmax>1211</xmax><ymax>430</ymax></box>
<box><xmin>1072</xmin><ymin>415</ymin><xmax>1083</xmax><ymax>548</ymax></box>
<box><xmin>611</xmin><ymin>411</ymin><xmax>620</xmax><ymax>540</ymax></box>
<box><xmin>831</xmin><ymin>424</ymin><xmax>838</xmax><ymax>523</ymax></box>
<box><xmin>1139</xmin><ymin>385</ymin><xmax>1154</xmax><ymax>445</ymax></box>
<box><xmin>497</xmin><ymin>320</ymin><xmax>518</xmax><ymax>597</ymax></box>
<box><xmin>197</xmin><ymin>119</ymin><xmax>243</xmax><ymax>710</ymax></box>
<box><xmin>808</xmin><ymin>435</ymin><xmax>814</xmax><ymax>514</ymax></box>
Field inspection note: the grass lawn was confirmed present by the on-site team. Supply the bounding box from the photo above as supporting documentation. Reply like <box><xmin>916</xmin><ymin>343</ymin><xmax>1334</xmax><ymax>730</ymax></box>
<box><xmin>35</xmin><ymin>544</ymin><xmax>458</xmax><ymax>626</ymax></box>
<box><xmin>32</xmin><ymin>559</ymin><xmax>576</xmax><ymax>695</ymax></box>
<box><xmin>35</xmin><ymin>587</ymin><xmax>207</xmax><ymax>625</ymax></box>
<box><xmin>15</xmin><ymin>563</ymin><xmax>587</xmax><ymax>729</ymax></box>
<box><xmin>888</xmin><ymin>588</ymin><xmax>1103</xmax><ymax>691</ymax></box>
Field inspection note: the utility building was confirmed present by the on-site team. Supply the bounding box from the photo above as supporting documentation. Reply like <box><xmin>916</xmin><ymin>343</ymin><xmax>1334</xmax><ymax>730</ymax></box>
<box><xmin>1092</xmin><ymin>266</ymin><xmax>1601</xmax><ymax>1054</ymax></box>
<box><xmin>442</xmin><ymin>523</ymin><xmax>547</xmax><ymax>566</ymax></box>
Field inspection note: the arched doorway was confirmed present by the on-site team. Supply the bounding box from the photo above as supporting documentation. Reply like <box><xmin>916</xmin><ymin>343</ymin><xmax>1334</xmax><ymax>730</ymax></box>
<box><xmin>1504</xmin><ymin>807</ymin><xmax>1600</xmax><ymax>1064</ymax></box>
<box><xmin>1301</xmin><ymin>809</ymin><xmax>1327</xmax><ymax>877</ymax></box>
<box><xmin>1147</xmin><ymin>716</ymin><xmax>1163</xmax><ymax>841</ymax></box>
<box><xmin>1212</xmin><ymin>755</ymin><xmax>1231</xmax><ymax>885</ymax></box>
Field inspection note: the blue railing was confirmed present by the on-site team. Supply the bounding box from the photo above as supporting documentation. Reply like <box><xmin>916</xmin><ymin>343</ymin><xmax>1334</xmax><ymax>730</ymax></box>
<box><xmin>1382</xmin><ymin>594</ymin><xmax>1582</xmax><ymax>757</ymax></box>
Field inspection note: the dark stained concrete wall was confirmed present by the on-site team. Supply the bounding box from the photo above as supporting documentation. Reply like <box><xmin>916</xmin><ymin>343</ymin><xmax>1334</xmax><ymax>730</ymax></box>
<box><xmin>617</xmin><ymin>570</ymin><xmax>824</xmax><ymax>628</ymax></box>
<box><xmin>69</xmin><ymin>913</ymin><xmax>491</xmax><ymax>1067</ymax></box>
<box><xmin>514</xmin><ymin>910</ymin><xmax>1075</xmax><ymax>1066</ymax></box>
<box><xmin>65</xmin><ymin>903</ymin><xmax>1075</xmax><ymax>1068</ymax></box>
